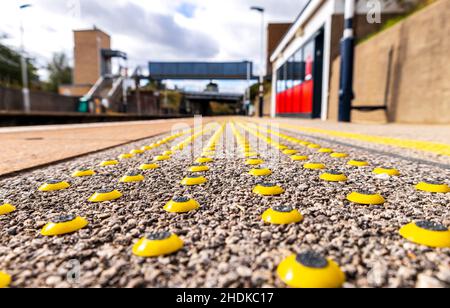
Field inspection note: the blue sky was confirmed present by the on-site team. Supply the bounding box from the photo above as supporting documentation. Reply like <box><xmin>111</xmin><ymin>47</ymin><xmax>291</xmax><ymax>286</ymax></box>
<box><xmin>0</xmin><ymin>0</ymin><xmax>305</xmax><ymax>93</ymax></box>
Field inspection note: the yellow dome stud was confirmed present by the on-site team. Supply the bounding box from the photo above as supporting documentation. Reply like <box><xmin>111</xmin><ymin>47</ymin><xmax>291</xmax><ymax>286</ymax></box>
<box><xmin>373</xmin><ymin>166</ymin><xmax>400</xmax><ymax>176</ymax></box>
<box><xmin>308</xmin><ymin>144</ymin><xmax>321</xmax><ymax>149</ymax></box>
<box><xmin>253</xmin><ymin>183</ymin><xmax>285</xmax><ymax>196</ymax></box>
<box><xmin>118</xmin><ymin>153</ymin><xmax>134</xmax><ymax>160</ymax></box>
<box><xmin>164</xmin><ymin>196</ymin><xmax>200</xmax><ymax>213</ymax></box>
<box><xmin>277</xmin><ymin>251</ymin><xmax>345</xmax><ymax>288</ymax></box>
<box><xmin>141</xmin><ymin>145</ymin><xmax>153</xmax><ymax>151</ymax></box>
<box><xmin>399</xmin><ymin>221</ymin><xmax>450</xmax><ymax>248</ymax></box>
<box><xmin>88</xmin><ymin>188</ymin><xmax>123</xmax><ymax>203</ymax></box>
<box><xmin>195</xmin><ymin>157</ymin><xmax>213</xmax><ymax>164</ymax></box>
<box><xmin>0</xmin><ymin>203</ymin><xmax>16</xmax><ymax>216</ymax></box>
<box><xmin>189</xmin><ymin>164</ymin><xmax>210</xmax><ymax>173</ymax></box>
<box><xmin>415</xmin><ymin>181</ymin><xmax>449</xmax><ymax>193</ymax></box>
<box><xmin>248</xmin><ymin>168</ymin><xmax>272</xmax><ymax>177</ymax></box>
<box><xmin>303</xmin><ymin>162</ymin><xmax>326</xmax><ymax>170</ymax></box>
<box><xmin>291</xmin><ymin>155</ymin><xmax>309</xmax><ymax>162</ymax></box>
<box><xmin>262</xmin><ymin>206</ymin><xmax>303</xmax><ymax>225</ymax></box>
<box><xmin>72</xmin><ymin>168</ymin><xmax>96</xmax><ymax>178</ymax></box>
<box><xmin>347</xmin><ymin>160</ymin><xmax>369</xmax><ymax>167</ymax></box>
<box><xmin>41</xmin><ymin>214</ymin><xmax>88</xmax><ymax>236</ymax></box>
<box><xmin>244</xmin><ymin>152</ymin><xmax>259</xmax><ymax>158</ymax></box>
<box><xmin>162</xmin><ymin>150</ymin><xmax>173</xmax><ymax>156</ymax></box>
<box><xmin>38</xmin><ymin>180</ymin><xmax>70</xmax><ymax>192</ymax></box>
<box><xmin>132</xmin><ymin>232</ymin><xmax>184</xmax><ymax>258</ymax></box>
<box><xmin>0</xmin><ymin>271</ymin><xmax>11</xmax><ymax>288</ymax></box>
<box><xmin>283</xmin><ymin>149</ymin><xmax>298</xmax><ymax>155</ymax></box>
<box><xmin>347</xmin><ymin>190</ymin><xmax>386</xmax><ymax>205</ymax></box>
<box><xmin>139</xmin><ymin>163</ymin><xmax>160</xmax><ymax>171</ymax></box>
<box><xmin>320</xmin><ymin>171</ymin><xmax>348</xmax><ymax>182</ymax></box>
<box><xmin>154</xmin><ymin>155</ymin><xmax>171</xmax><ymax>162</ymax></box>
<box><xmin>330</xmin><ymin>153</ymin><xmax>349</xmax><ymax>159</ymax></box>
<box><xmin>130</xmin><ymin>149</ymin><xmax>145</xmax><ymax>155</ymax></box>
<box><xmin>318</xmin><ymin>148</ymin><xmax>333</xmax><ymax>154</ymax></box>
<box><xmin>245</xmin><ymin>158</ymin><xmax>265</xmax><ymax>166</ymax></box>
<box><xmin>119</xmin><ymin>172</ymin><xmax>145</xmax><ymax>183</ymax></box>
<box><xmin>181</xmin><ymin>175</ymin><xmax>207</xmax><ymax>186</ymax></box>
<box><xmin>99</xmin><ymin>160</ymin><xmax>119</xmax><ymax>167</ymax></box>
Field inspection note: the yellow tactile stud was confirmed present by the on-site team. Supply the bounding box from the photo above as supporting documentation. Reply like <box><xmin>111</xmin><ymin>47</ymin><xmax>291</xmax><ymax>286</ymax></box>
<box><xmin>318</xmin><ymin>148</ymin><xmax>333</xmax><ymax>153</ymax></box>
<box><xmin>189</xmin><ymin>164</ymin><xmax>210</xmax><ymax>173</ymax></box>
<box><xmin>119</xmin><ymin>172</ymin><xmax>145</xmax><ymax>183</ymax></box>
<box><xmin>304</xmin><ymin>162</ymin><xmax>326</xmax><ymax>170</ymax></box>
<box><xmin>415</xmin><ymin>181</ymin><xmax>449</xmax><ymax>193</ymax></box>
<box><xmin>330</xmin><ymin>153</ymin><xmax>349</xmax><ymax>159</ymax></box>
<box><xmin>347</xmin><ymin>160</ymin><xmax>369</xmax><ymax>167</ymax></box>
<box><xmin>276</xmin><ymin>145</ymin><xmax>289</xmax><ymax>150</ymax></box>
<box><xmin>195</xmin><ymin>157</ymin><xmax>213</xmax><ymax>164</ymax></box>
<box><xmin>99</xmin><ymin>160</ymin><xmax>119</xmax><ymax>167</ymax></box>
<box><xmin>39</xmin><ymin>180</ymin><xmax>70</xmax><ymax>192</ymax></box>
<box><xmin>253</xmin><ymin>183</ymin><xmax>285</xmax><ymax>196</ymax></box>
<box><xmin>118</xmin><ymin>153</ymin><xmax>134</xmax><ymax>160</ymax></box>
<box><xmin>72</xmin><ymin>168</ymin><xmax>96</xmax><ymax>178</ymax></box>
<box><xmin>0</xmin><ymin>203</ymin><xmax>16</xmax><ymax>216</ymax></box>
<box><xmin>347</xmin><ymin>190</ymin><xmax>385</xmax><ymax>205</ymax></box>
<box><xmin>163</xmin><ymin>151</ymin><xmax>173</xmax><ymax>156</ymax></box>
<box><xmin>283</xmin><ymin>149</ymin><xmax>298</xmax><ymax>155</ymax></box>
<box><xmin>308</xmin><ymin>144</ymin><xmax>321</xmax><ymax>149</ymax></box>
<box><xmin>141</xmin><ymin>145</ymin><xmax>154</xmax><ymax>151</ymax></box>
<box><xmin>41</xmin><ymin>214</ymin><xmax>88</xmax><ymax>236</ymax></box>
<box><xmin>245</xmin><ymin>158</ymin><xmax>264</xmax><ymax>166</ymax></box>
<box><xmin>262</xmin><ymin>206</ymin><xmax>303</xmax><ymax>225</ymax></box>
<box><xmin>373</xmin><ymin>167</ymin><xmax>400</xmax><ymax>176</ymax></box>
<box><xmin>132</xmin><ymin>232</ymin><xmax>184</xmax><ymax>258</ymax></box>
<box><xmin>399</xmin><ymin>221</ymin><xmax>450</xmax><ymax>248</ymax></box>
<box><xmin>291</xmin><ymin>155</ymin><xmax>309</xmax><ymax>161</ymax></box>
<box><xmin>164</xmin><ymin>196</ymin><xmax>200</xmax><ymax>213</ymax></box>
<box><xmin>277</xmin><ymin>251</ymin><xmax>345</xmax><ymax>288</ymax></box>
<box><xmin>139</xmin><ymin>163</ymin><xmax>160</xmax><ymax>170</ymax></box>
<box><xmin>181</xmin><ymin>175</ymin><xmax>207</xmax><ymax>186</ymax></box>
<box><xmin>244</xmin><ymin>152</ymin><xmax>259</xmax><ymax>158</ymax></box>
<box><xmin>88</xmin><ymin>188</ymin><xmax>123</xmax><ymax>202</ymax></box>
<box><xmin>154</xmin><ymin>155</ymin><xmax>171</xmax><ymax>161</ymax></box>
<box><xmin>320</xmin><ymin>171</ymin><xmax>348</xmax><ymax>182</ymax></box>
<box><xmin>248</xmin><ymin>168</ymin><xmax>272</xmax><ymax>177</ymax></box>
<box><xmin>0</xmin><ymin>272</ymin><xmax>11</xmax><ymax>288</ymax></box>
<box><xmin>130</xmin><ymin>149</ymin><xmax>145</xmax><ymax>155</ymax></box>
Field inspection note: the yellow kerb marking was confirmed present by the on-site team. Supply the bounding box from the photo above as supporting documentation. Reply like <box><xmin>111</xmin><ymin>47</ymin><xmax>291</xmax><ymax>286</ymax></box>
<box><xmin>279</xmin><ymin>124</ymin><xmax>450</xmax><ymax>157</ymax></box>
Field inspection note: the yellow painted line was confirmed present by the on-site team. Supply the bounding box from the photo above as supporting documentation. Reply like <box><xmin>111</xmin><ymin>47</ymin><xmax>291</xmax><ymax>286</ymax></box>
<box><xmin>274</xmin><ymin>123</ymin><xmax>450</xmax><ymax>157</ymax></box>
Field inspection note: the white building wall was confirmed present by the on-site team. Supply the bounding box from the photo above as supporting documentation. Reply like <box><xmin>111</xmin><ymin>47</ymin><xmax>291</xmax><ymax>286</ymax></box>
<box><xmin>269</xmin><ymin>0</ymin><xmax>417</xmax><ymax>119</ymax></box>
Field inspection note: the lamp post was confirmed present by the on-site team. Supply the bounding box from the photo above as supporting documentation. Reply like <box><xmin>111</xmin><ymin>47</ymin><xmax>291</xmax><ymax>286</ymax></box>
<box><xmin>251</xmin><ymin>6</ymin><xmax>265</xmax><ymax>118</ymax></box>
<box><xmin>338</xmin><ymin>0</ymin><xmax>356</xmax><ymax>122</ymax></box>
<box><xmin>19</xmin><ymin>4</ymin><xmax>32</xmax><ymax>113</ymax></box>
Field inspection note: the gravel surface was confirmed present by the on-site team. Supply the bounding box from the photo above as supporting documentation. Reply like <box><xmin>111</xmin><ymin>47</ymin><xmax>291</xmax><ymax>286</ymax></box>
<box><xmin>0</xmin><ymin>120</ymin><xmax>449</xmax><ymax>288</ymax></box>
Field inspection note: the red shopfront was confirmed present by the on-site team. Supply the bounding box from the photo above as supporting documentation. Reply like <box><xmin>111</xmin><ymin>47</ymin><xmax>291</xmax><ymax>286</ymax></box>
<box><xmin>275</xmin><ymin>29</ymin><xmax>324</xmax><ymax>118</ymax></box>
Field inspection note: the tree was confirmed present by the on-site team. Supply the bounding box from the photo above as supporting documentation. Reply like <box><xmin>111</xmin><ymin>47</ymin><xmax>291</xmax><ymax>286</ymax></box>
<box><xmin>45</xmin><ymin>52</ymin><xmax>73</xmax><ymax>93</ymax></box>
<box><xmin>0</xmin><ymin>40</ymin><xmax>39</xmax><ymax>88</ymax></box>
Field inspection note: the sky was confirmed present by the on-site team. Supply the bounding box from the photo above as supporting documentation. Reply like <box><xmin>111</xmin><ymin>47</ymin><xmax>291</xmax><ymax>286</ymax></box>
<box><xmin>0</xmin><ymin>0</ymin><xmax>305</xmax><ymax>93</ymax></box>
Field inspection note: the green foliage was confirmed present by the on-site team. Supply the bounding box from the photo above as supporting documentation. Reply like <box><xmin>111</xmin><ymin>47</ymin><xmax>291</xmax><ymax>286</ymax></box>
<box><xmin>357</xmin><ymin>0</ymin><xmax>437</xmax><ymax>44</ymax></box>
<box><xmin>44</xmin><ymin>52</ymin><xmax>73</xmax><ymax>93</ymax></box>
<box><xmin>0</xmin><ymin>41</ymin><xmax>39</xmax><ymax>88</ymax></box>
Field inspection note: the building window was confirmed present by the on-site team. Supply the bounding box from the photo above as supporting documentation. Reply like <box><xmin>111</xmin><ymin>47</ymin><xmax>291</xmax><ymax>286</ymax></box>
<box><xmin>303</xmin><ymin>40</ymin><xmax>315</xmax><ymax>81</ymax></box>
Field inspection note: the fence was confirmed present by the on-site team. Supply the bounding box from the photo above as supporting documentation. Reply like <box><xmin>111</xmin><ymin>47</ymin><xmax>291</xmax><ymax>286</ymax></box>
<box><xmin>0</xmin><ymin>86</ymin><xmax>80</xmax><ymax>113</ymax></box>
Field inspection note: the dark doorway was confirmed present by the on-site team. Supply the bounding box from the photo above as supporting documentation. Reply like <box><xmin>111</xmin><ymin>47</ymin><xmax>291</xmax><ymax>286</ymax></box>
<box><xmin>312</xmin><ymin>27</ymin><xmax>324</xmax><ymax>119</ymax></box>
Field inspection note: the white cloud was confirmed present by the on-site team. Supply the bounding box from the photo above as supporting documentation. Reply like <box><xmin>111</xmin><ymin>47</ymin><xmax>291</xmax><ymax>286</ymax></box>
<box><xmin>0</xmin><ymin>0</ymin><xmax>304</xmax><ymax>92</ymax></box>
